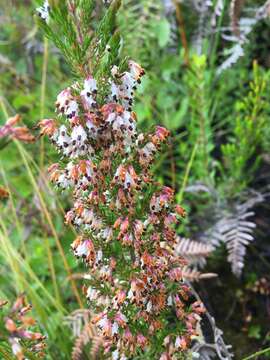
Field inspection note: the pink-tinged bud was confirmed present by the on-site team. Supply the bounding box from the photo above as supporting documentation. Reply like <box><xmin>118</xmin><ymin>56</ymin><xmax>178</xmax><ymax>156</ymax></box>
<box><xmin>65</xmin><ymin>210</ymin><xmax>74</xmax><ymax>224</ymax></box>
<box><xmin>159</xmin><ymin>352</ymin><xmax>170</xmax><ymax>360</ymax></box>
<box><xmin>113</xmin><ymin>217</ymin><xmax>122</xmax><ymax>229</ymax></box>
<box><xmin>120</xmin><ymin>217</ymin><xmax>129</xmax><ymax>233</ymax></box>
<box><xmin>115</xmin><ymin>312</ymin><xmax>128</xmax><ymax>327</ymax></box>
<box><xmin>163</xmin><ymin>335</ymin><xmax>171</xmax><ymax>346</ymax></box>
<box><xmin>175</xmin><ymin>205</ymin><xmax>186</xmax><ymax>218</ymax></box>
<box><xmin>115</xmin><ymin>290</ymin><xmax>126</xmax><ymax>305</ymax></box>
<box><xmin>123</xmin><ymin>327</ymin><xmax>133</xmax><ymax>343</ymax></box>
<box><xmin>137</xmin><ymin>333</ymin><xmax>148</xmax><ymax>348</ymax></box>
<box><xmin>110</xmin><ymin>257</ymin><xmax>117</xmax><ymax>270</ymax></box>
<box><xmin>151</xmin><ymin>126</ymin><xmax>170</xmax><ymax>145</ymax></box>
<box><xmin>19</xmin><ymin>330</ymin><xmax>45</xmax><ymax>340</ymax></box>
<box><xmin>169</xmin><ymin>268</ymin><xmax>182</xmax><ymax>282</ymax></box>
<box><xmin>6</xmin><ymin>114</ymin><xmax>21</xmax><ymax>126</ymax></box>
<box><xmin>5</xmin><ymin>318</ymin><xmax>17</xmax><ymax>332</ymax></box>
<box><xmin>38</xmin><ymin>118</ymin><xmax>58</xmax><ymax>136</ymax></box>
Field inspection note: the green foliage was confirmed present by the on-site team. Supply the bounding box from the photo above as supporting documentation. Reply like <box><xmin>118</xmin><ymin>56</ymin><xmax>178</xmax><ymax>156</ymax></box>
<box><xmin>37</xmin><ymin>0</ymin><xmax>122</xmax><ymax>83</ymax></box>
<box><xmin>181</xmin><ymin>54</ymin><xmax>215</xmax><ymax>185</ymax></box>
<box><xmin>221</xmin><ymin>62</ymin><xmax>269</xmax><ymax>195</ymax></box>
<box><xmin>118</xmin><ymin>0</ymin><xmax>169</xmax><ymax>65</ymax></box>
<box><xmin>1</xmin><ymin>0</ymin><xmax>270</xmax><ymax>358</ymax></box>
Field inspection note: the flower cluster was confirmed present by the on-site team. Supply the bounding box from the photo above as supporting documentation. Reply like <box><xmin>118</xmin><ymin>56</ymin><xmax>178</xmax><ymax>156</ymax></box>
<box><xmin>0</xmin><ymin>114</ymin><xmax>35</xmax><ymax>143</ymax></box>
<box><xmin>0</xmin><ymin>295</ymin><xmax>46</xmax><ymax>359</ymax></box>
<box><xmin>39</xmin><ymin>60</ymin><xmax>204</xmax><ymax>359</ymax></box>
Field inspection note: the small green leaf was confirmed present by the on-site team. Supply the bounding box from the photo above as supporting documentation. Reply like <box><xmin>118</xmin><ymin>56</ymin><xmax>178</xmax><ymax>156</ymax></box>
<box><xmin>248</xmin><ymin>325</ymin><xmax>261</xmax><ymax>340</ymax></box>
<box><xmin>155</xmin><ymin>18</ymin><xmax>171</xmax><ymax>48</ymax></box>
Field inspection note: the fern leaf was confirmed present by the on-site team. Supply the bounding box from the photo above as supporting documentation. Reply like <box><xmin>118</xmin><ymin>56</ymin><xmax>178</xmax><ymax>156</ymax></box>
<box><xmin>66</xmin><ymin>309</ymin><xmax>103</xmax><ymax>359</ymax></box>
<box><xmin>202</xmin><ymin>193</ymin><xmax>265</xmax><ymax>276</ymax></box>
<box><xmin>222</xmin><ymin>212</ymin><xmax>256</xmax><ymax>277</ymax></box>
<box><xmin>71</xmin><ymin>323</ymin><xmax>102</xmax><ymax>360</ymax></box>
<box><xmin>90</xmin><ymin>335</ymin><xmax>104</xmax><ymax>359</ymax></box>
<box><xmin>175</xmin><ymin>237</ymin><xmax>214</xmax><ymax>266</ymax></box>
<box><xmin>211</xmin><ymin>209</ymin><xmax>256</xmax><ymax>277</ymax></box>
<box><xmin>182</xmin><ymin>267</ymin><xmax>217</xmax><ymax>282</ymax></box>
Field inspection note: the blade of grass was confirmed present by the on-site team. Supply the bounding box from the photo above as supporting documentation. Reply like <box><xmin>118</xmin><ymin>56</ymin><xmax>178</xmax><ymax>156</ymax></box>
<box><xmin>20</xmin><ymin>146</ymin><xmax>77</xmax><ymax>236</ymax></box>
<box><xmin>16</xmin><ymin>141</ymin><xmax>83</xmax><ymax>308</ymax></box>
<box><xmin>0</xmin><ymin>214</ymin><xmax>66</xmax><ymax>315</ymax></box>
<box><xmin>40</xmin><ymin>36</ymin><xmax>49</xmax><ymax>170</ymax></box>
<box><xmin>242</xmin><ymin>347</ymin><xmax>270</xmax><ymax>360</ymax></box>
<box><xmin>0</xmin><ymin>97</ymin><xmax>83</xmax><ymax>308</ymax></box>
<box><xmin>177</xmin><ymin>142</ymin><xmax>198</xmax><ymax>203</ymax></box>
<box><xmin>0</xmin><ymin>166</ymin><xmax>26</xmax><ymax>257</ymax></box>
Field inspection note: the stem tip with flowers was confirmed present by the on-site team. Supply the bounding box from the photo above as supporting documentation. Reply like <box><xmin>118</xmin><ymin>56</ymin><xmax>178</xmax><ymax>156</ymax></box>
<box><xmin>37</xmin><ymin>1</ymin><xmax>205</xmax><ymax>358</ymax></box>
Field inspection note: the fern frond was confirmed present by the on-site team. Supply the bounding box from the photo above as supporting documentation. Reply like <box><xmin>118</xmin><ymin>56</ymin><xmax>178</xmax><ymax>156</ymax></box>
<box><xmin>200</xmin><ymin>192</ymin><xmax>266</xmax><ymax>276</ymax></box>
<box><xmin>66</xmin><ymin>309</ymin><xmax>103</xmax><ymax>359</ymax></box>
<box><xmin>218</xmin><ymin>0</ymin><xmax>270</xmax><ymax>74</ymax></box>
<box><xmin>182</xmin><ymin>267</ymin><xmax>217</xmax><ymax>282</ymax></box>
<box><xmin>175</xmin><ymin>237</ymin><xmax>214</xmax><ymax>266</ymax></box>
<box><xmin>72</xmin><ymin>323</ymin><xmax>100</xmax><ymax>360</ymax></box>
<box><xmin>71</xmin><ymin>325</ymin><xmax>88</xmax><ymax>360</ymax></box>
<box><xmin>90</xmin><ymin>335</ymin><xmax>104</xmax><ymax>359</ymax></box>
<box><xmin>221</xmin><ymin>211</ymin><xmax>256</xmax><ymax>277</ymax></box>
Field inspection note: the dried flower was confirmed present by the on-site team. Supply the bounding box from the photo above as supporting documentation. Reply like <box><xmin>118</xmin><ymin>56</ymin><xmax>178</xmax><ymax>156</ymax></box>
<box><xmin>0</xmin><ymin>114</ymin><xmax>35</xmax><ymax>143</ymax></box>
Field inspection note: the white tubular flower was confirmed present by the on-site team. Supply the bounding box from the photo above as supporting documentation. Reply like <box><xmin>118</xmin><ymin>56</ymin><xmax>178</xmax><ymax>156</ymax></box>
<box><xmin>36</xmin><ymin>0</ymin><xmax>50</xmax><ymax>23</ymax></box>
<box><xmin>146</xmin><ymin>301</ymin><xmax>152</xmax><ymax>313</ymax></box>
<box><xmin>167</xmin><ymin>295</ymin><xmax>173</xmax><ymax>306</ymax></box>
<box><xmin>112</xmin><ymin>349</ymin><xmax>119</xmax><ymax>360</ymax></box>
<box><xmin>112</xmin><ymin>322</ymin><xmax>119</xmax><ymax>336</ymax></box>
<box><xmin>111</xmin><ymin>82</ymin><xmax>120</xmax><ymax>101</ymax></box>
<box><xmin>71</xmin><ymin>125</ymin><xmax>87</xmax><ymax>143</ymax></box>
<box><xmin>57</xmin><ymin>173</ymin><xmax>72</xmax><ymax>189</ymax></box>
<box><xmin>81</xmin><ymin>77</ymin><xmax>97</xmax><ymax>109</ymax></box>
<box><xmin>57</xmin><ymin>125</ymin><xmax>70</xmax><ymax>148</ymax></box>
<box><xmin>74</xmin><ymin>240</ymin><xmax>90</xmax><ymax>258</ymax></box>
<box><xmin>66</xmin><ymin>100</ymin><xmax>79</xmax><ymax>119</ymax></box>
<box><xmin>86</xmin><ymin>119</ymin><xmax>98</xmax><ymax>139</ymax></box>
<box><xmin>10</xmin><ymin>338</ymin><xmax>23</xmax><ymax>357</ymax></box>
<box><xmin>96</xmin><ymin>249</ymin><xmax>103</xmax><ymax>265</ymax></box>
<box><xmin>84</xmin><ymin>77</ymin><xmax>97</xmax><ymax>93</ymax></box>
<box><xmin>87</xmin><ymin>287</ymin><xmax>100</xmax><ymax>301</ymax></box>
<box><xmin>175</xmin><ymin>336</ymin><xmax>181</xmax><ymax>349</ymax></box>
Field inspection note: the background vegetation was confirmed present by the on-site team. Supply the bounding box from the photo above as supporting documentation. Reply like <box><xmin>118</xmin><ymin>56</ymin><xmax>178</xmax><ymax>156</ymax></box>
<box><xmin>1</xmin><ymin>0</ymin><xmax>270</xmax><ymax>358</ymax></box>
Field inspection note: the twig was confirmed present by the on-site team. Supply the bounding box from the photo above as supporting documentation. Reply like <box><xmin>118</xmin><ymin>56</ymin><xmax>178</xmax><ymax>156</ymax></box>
<box><xmin>173</xmin><ymin>0</ymin><xmax>189</xmax><ymax>65</ymax></box>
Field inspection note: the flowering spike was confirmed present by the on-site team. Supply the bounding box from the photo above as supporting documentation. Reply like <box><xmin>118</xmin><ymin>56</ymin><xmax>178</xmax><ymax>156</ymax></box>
<box><xmin>38</xmin><ymin>2</ymin><xmax>204</xmax><ymax>358</ymax></box>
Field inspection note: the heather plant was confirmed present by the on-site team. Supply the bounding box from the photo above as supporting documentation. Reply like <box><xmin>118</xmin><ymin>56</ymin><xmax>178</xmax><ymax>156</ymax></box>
<box><xmin>37</xmin><ymin>0</ymin><xmax>204</xmax><ymax>359</ymax></box>
<box><xmin>1</xmin><ymin>0</ymin><xmax>270</xmax><ymax>358</ymax></box>
<box><xmin>0</xmin><ymin>295</ymin><xmax>46</xmax><ymax>359</ymax></box>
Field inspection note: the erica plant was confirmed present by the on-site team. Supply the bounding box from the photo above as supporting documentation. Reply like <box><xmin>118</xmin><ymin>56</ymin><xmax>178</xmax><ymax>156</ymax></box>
<box><xmin>37</xmin><ymin>1</ymin><xmax>204</xmax><ymax>358</ymax></box>
<box><xmin>0</xmin><ymin>295</ymin><xmax>46</xmax><ymax>359</ymax></box>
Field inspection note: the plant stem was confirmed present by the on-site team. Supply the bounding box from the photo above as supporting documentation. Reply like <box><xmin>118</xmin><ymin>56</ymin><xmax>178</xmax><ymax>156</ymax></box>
<box><xmin>40</xmin><ymin>36</ymin><xmax>49</xmax><ymax>170</ymax></box>
<box><xmin>242</xmin><ymin>347</ymin><xmax>270</xmax><ymax>360</ymax></box>
<box><xmin>173</xmin><ymin>0</ymin><xmax>189</xmax><ymax>65</ymax></box>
